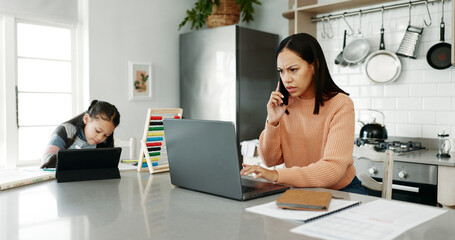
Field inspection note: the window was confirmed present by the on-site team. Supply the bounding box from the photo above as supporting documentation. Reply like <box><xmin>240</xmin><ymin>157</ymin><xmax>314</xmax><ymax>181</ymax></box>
<box><xmin>1</xmin><ymin>19</ymin><xmax>77</xmax><ymax>167</ymax></box>
<box><xmin>16</xmin><ymin>22</ymin><xmax>76</xmax><ymax>166</ymax></box>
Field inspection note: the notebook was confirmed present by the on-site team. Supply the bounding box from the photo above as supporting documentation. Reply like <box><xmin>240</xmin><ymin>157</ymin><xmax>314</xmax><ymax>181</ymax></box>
<box><xmin>247</xmin><ymin>197</ymin><xmax>360</xmax><ymax>223</ymax></box>
<box><xmin>56</xmin><ymin>147</ymin><xmax>122</xmax><ymax>183</ymax></box>
<box><xmin>163</xmin><ymin>118</ymin><xmax>290</xmax><ymax>201</ymax></box>
<box><xmin>276</xmin><ymin>189</ymin><xmax>332</xmax><ymax>211</ymax></box>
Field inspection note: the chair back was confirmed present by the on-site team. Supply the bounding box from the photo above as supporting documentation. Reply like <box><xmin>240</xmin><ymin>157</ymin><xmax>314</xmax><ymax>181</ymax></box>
<box><xmin>353</xmin><ymin>145</ymin><xmax>394</xmax><ymax>199</ymax></box>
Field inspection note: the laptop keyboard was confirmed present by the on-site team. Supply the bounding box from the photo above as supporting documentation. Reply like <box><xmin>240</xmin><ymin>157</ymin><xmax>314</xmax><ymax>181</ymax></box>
<box><xmin>242</xmin><ymin>185</ymin><xmax>258</xmax><ymax>193</ymax></box>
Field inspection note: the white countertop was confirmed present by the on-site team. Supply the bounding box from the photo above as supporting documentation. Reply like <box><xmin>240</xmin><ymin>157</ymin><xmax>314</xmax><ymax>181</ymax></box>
<box><xmin>393</xmin><ymin>149</ymin><xmax>455</xmax><ymax>167</ymax></box>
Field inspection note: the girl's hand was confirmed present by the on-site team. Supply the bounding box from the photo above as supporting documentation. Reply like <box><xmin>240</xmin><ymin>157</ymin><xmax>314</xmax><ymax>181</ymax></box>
<box><xmin>240</xmin><ymin>163</ymin><xmax>278</xmax><ymax>182</ymax></box>
<box><xmin>266</xmin><ymin>82</ymin><xmax>290</xmax><ymax>126</ymax></box>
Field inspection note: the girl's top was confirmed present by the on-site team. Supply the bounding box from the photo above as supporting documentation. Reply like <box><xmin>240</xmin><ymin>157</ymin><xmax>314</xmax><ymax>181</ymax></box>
<box><xmin>41</xmin><ymin>123</ymin><xmax>96</xmax><ymax>166</ymax></box>
<box><xmin>258</xmin><ymin>93</ymin><xmax>356</xmax><ymax>190</ymax></box>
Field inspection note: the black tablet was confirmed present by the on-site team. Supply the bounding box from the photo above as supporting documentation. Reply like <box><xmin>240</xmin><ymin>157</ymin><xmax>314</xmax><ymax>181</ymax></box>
<box><xmin>56</xmin><ymin>147</ymin><xmax>122</xmax><ymax>183</ymax></box>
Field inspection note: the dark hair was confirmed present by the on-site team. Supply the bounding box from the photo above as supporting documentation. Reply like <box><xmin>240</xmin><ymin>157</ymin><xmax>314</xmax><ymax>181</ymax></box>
<box><xmin>65</xmin><ymin>100</ymin><xmax>120</xmax><ymax>148</ymax></box>
<box><xmin>277</xmin><ymin>33</ymin><xmax>348</xmax><ymax>115</ymax></box>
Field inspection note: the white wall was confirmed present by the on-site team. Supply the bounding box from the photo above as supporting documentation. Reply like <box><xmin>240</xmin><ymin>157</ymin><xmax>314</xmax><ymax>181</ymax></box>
<box><xmin>87</xmin><ymin>0</ymin><xmax>289</xmax><ymax>149</ymax></box>
<box><xmin>315</xmin><ymin>0</ymin><xmax>454</xmax><ymax>139</ymax></box>
<box><xmin>0</xmin><ymin>0</ymin><xmax>77</xmax><ymax>22</ymax></box>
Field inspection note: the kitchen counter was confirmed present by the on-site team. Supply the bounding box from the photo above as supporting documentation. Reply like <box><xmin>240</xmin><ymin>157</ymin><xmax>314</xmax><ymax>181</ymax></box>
<box><xmin>1</xmin><ymin>171</ymin><xmax>455</xmax><ymax>240</ymax></box>
<box><xmin>394</xmin><ymin>149</ymin><xmax>455</xmax><ymax>167</ymax></box>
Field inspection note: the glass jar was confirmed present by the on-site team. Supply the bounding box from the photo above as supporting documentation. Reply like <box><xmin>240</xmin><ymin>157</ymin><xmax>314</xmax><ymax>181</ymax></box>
<box><xmin>437</xmin><ymin>132</ymin><xmax>451</xmax><ymax>158</ymax></box>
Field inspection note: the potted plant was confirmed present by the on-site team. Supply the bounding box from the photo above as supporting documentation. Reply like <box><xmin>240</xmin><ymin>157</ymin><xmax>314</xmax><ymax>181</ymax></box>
<box><xmin>179</xmin><ymin>0</ymin><xmax>261</xmax><ymax>30</ymax></box>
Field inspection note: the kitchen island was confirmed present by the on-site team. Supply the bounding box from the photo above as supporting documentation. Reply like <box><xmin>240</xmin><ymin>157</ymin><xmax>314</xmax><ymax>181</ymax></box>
<box><xmin>0</xmin><ymin>171</ymin><xmax>454</xmax><ymax>240</ymax></box>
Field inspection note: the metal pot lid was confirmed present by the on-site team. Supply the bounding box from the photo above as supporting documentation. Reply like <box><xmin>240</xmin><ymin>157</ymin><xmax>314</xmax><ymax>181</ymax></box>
<box><xmin>342</xmin><ymin>38</ymin><xmax>371</xmax><ymax>63</ymax></box>
<box><xmin>364</xmin><ymin>50</ymin><xmax>401</xmax><ymax>83</ymax></box>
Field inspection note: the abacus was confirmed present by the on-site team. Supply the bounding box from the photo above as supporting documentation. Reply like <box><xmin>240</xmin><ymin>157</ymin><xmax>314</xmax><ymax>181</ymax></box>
<box><xmin>137</xmin><ymin>108</ymin><xmax>183</xmax><ymax>173</ymax></box>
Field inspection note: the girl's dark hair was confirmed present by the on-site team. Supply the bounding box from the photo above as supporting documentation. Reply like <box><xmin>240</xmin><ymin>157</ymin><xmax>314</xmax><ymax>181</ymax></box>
<box><xmin>277</xmin><ymin>33</ymin><xmax>348</xmax><ymax>115</ymax></box>
<box><xmin>65</xmin><ymin>100</ymin><xmax>120</xmax><ymax>148</ymax></box>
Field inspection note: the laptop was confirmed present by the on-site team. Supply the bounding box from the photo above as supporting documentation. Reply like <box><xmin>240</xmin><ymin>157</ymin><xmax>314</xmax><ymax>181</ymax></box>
<box><xmin>163</xmin><ymin>119</ymin><xmax>289</xmax><ymax>201</ymax></box>
<box><xmin>56</xmin><ymin>147</ymin><xmax>122</xmax><ymax>183</ymax></box>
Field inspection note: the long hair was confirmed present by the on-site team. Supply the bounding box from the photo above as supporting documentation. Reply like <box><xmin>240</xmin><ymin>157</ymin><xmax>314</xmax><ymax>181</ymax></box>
<box><xmin>277</xmin><ymin>33</ymin><xmax>348</xmax><ymax>114</ymax></box>
<box><xmin>65</xmin><ymin>100</ymin><xmax>120</xmax><ymax>148</ymax></box>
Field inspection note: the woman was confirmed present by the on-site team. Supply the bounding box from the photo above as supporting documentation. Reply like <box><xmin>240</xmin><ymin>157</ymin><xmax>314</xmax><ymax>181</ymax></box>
<box><xmin>240</xmin><ymin>33</ymin><xmax>366</xmax><ymax>195</ymax></box>
<box><xmin>41</xmin><ymin>100</ymin><xmax>120</xmax><ymax>168</ymax></box>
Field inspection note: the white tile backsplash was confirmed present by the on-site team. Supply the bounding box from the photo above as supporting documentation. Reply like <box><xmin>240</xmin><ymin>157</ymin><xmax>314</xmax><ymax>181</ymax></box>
<box><xmin>317</xmin><ymin>0</ymin><xmax>454</xmax><ymax>138</ymax></box>
<box><xmin>423</xmin><ymin>97</ymin><xmax>452</xmax><ymax>111</ymax></box>
<box><xmin>371</xmin><ymin>98</ymin><xmax>397</xmax><ymax>110</ymax></box>
<box><xmin>409</xmin><ymin>84</ymin><xmax>437</xmax><ymax>96</ymax></box>
<box><xmin>409</xmin><ymin>111</ymin><xmax>436</xmax><ymax>124</ymax></box>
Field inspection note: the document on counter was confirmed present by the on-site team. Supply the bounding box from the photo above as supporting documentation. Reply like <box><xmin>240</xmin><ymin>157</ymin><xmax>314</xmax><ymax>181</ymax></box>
<box><xmin>0</xmin><ymin>168</ymin><xmax>55</xmax><ymax>191</ymax></box>
<box><xmin>291</xmin><ymin>199</ymin><xmax>447</xmax><ymax>240</ymax></box>
<box><xmin>246</xmin><ymin>198</ymin><xmax>360</xmax><ymax>222</ymax></box>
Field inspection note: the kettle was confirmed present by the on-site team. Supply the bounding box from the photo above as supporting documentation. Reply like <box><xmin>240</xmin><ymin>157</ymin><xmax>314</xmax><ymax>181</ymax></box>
<box><xmin>359</xmin><ymin>109</ymin><xmax>388</xmax><ymax>141</ymax></box>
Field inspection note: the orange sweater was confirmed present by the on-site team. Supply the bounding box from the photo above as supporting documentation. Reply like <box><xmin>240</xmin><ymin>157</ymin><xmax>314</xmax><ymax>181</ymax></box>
<box><xmin>258</xmin><ymin>93</ymin><xmax>356</xmax><ymax>190</ymax></box>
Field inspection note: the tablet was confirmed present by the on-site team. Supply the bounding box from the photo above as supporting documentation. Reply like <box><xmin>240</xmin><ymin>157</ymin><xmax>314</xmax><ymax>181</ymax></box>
<box><xmin>56</xmin><ymin>147</ymin><xmax>122</xmax><ymax>183</ymax></box>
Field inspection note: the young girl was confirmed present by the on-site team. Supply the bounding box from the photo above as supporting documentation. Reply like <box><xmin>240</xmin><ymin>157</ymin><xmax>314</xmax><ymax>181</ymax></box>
<box><xmin>41</xmin><ymin>100</ymin><xmax>120</xmax><ymax>168</ymax></box>
<box><xmin>240</xmin><ymin>33</ymin><xmax>367</xmax><ymax>195</ymax></box>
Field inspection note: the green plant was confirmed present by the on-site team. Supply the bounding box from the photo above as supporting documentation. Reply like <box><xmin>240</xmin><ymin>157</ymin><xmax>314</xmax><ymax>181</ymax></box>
<box><xmin>179</xmin><ymin>0</ymin><xmax>261</xmax><ymax>30</ymax></box>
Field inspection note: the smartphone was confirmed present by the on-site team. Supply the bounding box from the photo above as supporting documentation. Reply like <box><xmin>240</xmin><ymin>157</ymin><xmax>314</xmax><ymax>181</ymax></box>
<box><xmin>278</xmin><ymin>79</ymin><xmax>289</xmax><ymax>105</ymax></box>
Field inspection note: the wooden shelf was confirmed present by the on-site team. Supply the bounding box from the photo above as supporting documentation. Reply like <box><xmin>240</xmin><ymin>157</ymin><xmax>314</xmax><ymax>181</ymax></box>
<box><xmin>284</xmin><ymin>0</ymin><xmax>454</xmax><ymax>67</ymax></box>
<box><xmin>283</xmin><ymin>0</ymin><xmax>397</xmax><ymax>20</ymax></box>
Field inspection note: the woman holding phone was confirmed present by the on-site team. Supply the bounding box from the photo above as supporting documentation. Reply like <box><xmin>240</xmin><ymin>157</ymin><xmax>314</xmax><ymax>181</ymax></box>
<box><xmin>240</xmin><ymin>33</ymin><xmax>366</xmax><ymax>194</ymax></box>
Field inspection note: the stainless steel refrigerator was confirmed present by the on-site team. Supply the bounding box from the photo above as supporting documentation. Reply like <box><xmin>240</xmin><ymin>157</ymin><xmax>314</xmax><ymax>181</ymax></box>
<box><xmin>179</xmin><ymin>25</ymin><xmax>278</xmax><ymax>144</ymax></box>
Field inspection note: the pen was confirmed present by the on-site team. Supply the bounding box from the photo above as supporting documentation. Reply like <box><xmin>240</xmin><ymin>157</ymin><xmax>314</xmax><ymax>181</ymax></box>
<box><xmin>43</xmin><ymin>168</ymin><xmax>56</xmax><ymax>172</ymax></box>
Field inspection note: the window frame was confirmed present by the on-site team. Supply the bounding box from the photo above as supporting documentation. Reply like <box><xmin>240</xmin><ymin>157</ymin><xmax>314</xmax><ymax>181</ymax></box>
<box><xmin>1</xmin><ymin>16</ymin><xmax>81</xmax><ymax>168</ymax></box>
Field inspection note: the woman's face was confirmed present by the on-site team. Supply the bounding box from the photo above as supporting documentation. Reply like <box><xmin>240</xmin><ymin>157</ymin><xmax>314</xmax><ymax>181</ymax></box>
<box><xmin>83</xmin><ymin>114</ymin><xmax>115</xmax><ymax>145</ymax></box>
<box><xmin>277</xmin><ymin>49</ymin><xmax>315</xmax><ymax>99</ymax></box>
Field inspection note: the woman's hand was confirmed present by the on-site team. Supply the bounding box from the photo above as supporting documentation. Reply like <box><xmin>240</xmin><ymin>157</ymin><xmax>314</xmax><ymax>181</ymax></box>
<box><xmin>240</xmin><ymin>163</ymin><xmax>278</xmax><ymax>182</ymax></box>
<box><xmin>266</xmin><ymin>82</ymin><xmax>290</xmax><ymax>126</ymax></box>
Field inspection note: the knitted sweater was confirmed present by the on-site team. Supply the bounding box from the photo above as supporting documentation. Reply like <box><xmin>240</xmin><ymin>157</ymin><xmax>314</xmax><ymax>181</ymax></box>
<box><xmin>41</xmin><ymin>123</ymin><xmax>97</xmax><ymax>167</ymax></box>
<box><xmin>258</xmin><ymin>93</ymin><xmax>356</xmax><ymax>190</ymax></box>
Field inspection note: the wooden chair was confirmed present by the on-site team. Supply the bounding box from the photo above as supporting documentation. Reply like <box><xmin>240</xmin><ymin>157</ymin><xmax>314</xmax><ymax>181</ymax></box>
<box><xmin>353</xmin><ymin>145</ymin><xmax>394</xmax><ymax>199</ymax></box>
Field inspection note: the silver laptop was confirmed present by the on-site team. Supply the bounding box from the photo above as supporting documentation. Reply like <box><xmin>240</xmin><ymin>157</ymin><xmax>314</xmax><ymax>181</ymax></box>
<box><xmin>163</xmin><ymin>119</ymin><xmax>289</xmax><ymax>201</ymax></box>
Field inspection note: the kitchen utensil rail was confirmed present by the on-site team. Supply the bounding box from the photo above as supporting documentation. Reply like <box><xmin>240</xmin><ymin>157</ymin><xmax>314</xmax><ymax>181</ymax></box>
<box><xmin>311</xmin><ymin>0</ymin><xmax>444</xmax><ymax>22</ymax></box>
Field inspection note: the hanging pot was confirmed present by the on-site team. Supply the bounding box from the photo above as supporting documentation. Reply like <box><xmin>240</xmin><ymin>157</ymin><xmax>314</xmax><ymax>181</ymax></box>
<box><xmin>364</xmin><ymin>15</ymin><xmax>401</xmax><ymax>84</ymax></box>
<box><xmin>427</xmin><ymin>1</ymin><xmax>451</xmax><ymax>70</ymax></box>
<box><xmin>334</xmin><ymin>30</ymin><xmax>349</xmax><ymax>66</ymax></box>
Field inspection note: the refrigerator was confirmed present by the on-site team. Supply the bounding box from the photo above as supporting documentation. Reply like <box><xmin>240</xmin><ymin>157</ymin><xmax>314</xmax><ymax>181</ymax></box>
<box><xmin>179</xmin><ymin>25</ymin><xmax>278</xmax><ymax>144</ymax></box>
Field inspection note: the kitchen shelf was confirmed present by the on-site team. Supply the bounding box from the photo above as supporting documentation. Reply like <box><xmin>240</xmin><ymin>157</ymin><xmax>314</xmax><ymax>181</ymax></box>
<box><xmin>282</xmin><ymin>0</ymin><xmax>397</xmax><ymax>19</ymax></box>
<box><xmin>283</xmin><ymin>0</ymin><xmax>455</xmax><ymax>66</ymax></box>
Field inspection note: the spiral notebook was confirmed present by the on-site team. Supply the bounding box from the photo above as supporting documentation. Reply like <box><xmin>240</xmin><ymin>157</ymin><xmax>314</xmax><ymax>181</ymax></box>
<box><xmin>246</xmin><ymin>196</ymin><xmax>360</xmax><ymax>223</ymax></box>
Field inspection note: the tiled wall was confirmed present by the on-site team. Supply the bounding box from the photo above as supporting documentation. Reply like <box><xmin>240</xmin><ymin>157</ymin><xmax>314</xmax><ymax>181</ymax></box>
<box><xmin>315</xmin><ymin>0</ymin><xmax>453</xmax><ymax>139</ymax></box>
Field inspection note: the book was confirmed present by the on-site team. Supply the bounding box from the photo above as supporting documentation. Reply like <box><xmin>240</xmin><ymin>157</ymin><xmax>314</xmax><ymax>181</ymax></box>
<box><xmin>246</xmin><ymin>194</ymin><xmax>360</xmax><ymax>223</ymax></box>
<box><xmin>0</xmin><ymin>169</ymin><xmax>56</xmax><ymax>191</ymax></box>
<box><xmin>276</xmin><ymin>189</ymin><xmax>332</xmax><ymax>211</ymax></box>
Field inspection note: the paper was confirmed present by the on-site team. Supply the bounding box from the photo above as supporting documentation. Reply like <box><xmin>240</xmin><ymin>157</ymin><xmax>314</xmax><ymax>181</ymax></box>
<box><xmin>246</xmin><ymin>198</ymin><xmax>360</xmax><ymax>222</ymax></box>
<box><xmin>0</xmin><ymin>169</ymin><xmax>55</xmax><ymax>190</ymax></box>
<box><xmin>118</xmin><ymin>162</ymin><xmax>138</xmax><ymax>172</ymax></box>
<box><xmin>291</xmin><ymin>199</ymin><xmax>447</xmax><ymax>240</ymax></box>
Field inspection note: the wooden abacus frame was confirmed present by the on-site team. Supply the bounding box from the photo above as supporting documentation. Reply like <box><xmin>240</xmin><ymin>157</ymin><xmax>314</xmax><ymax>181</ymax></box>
<box><xmin>137</xmin><ymin>108</ymin><xmax>183</xmax><ymax>174</ymax></box>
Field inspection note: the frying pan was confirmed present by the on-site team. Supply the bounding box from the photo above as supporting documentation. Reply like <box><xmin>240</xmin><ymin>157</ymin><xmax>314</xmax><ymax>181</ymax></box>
<box><xmin>334</xmin><ymin>30</ymin><xmax>348</xmax><ymax>66</ymax></box>
<box><xmin>343</xmin><ymin>11</ymin><xmax>370</xmax><ymax>64</ymax></box>
<box><xmin>427</xmin><ymin>3</ymin><xmax>451</xmax><ymax>70</ymax></box>
<box><xmin>364</xmin><ymin>26</ymin><xmax>401</xmax><ymax>84</ymax></box>
<box><xmin>343</xmin><ymin>37</ymin><xmax>370</xmax><ymax>64</ymax></box>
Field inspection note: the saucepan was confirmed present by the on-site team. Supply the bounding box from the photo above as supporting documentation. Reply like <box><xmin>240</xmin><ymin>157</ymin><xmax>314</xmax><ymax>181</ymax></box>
<box><xmin>364</xmin><ymin>10</ymin><xmax>401</xmax><ymax>84</ymax></box>
<box><xmin>427</xmin><ymin>0</ymin><xmax>451</xmax><ymax>70</ymax></box>
<box><xmin>334</xmin><ymin>30</ymin><xmax>349</xmax><ymax>66</ymax></box>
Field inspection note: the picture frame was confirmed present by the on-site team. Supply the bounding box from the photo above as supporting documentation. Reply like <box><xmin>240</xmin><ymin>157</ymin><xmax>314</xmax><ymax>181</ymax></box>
<box><xmin>128</xmin><ymin>61</ymin><xmax>153</xmax><ymax>101</ymax></box>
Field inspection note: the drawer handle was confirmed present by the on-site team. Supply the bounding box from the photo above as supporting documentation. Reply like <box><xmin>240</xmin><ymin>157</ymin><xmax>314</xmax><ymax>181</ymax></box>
<box><xmin>392</xmin><ymin>184</ymin><xmax>419</xmax><ymax>193</ymax></box>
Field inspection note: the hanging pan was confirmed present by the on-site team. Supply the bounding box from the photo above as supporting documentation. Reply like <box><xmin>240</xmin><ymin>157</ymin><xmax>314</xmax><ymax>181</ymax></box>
<box><xmin>427</xmin><ymin>0</ymin><xmax>451</xmax><ymax>70</ymax></box>
<box><xmin>364</xmin><ymin>9</ymin><xmax>401</xmax><ymax>84</ymax></box>
<box><xmin>343</xmin><ymin>11</ymin><xmax>370</xmax><ymax>64</ymax></box>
